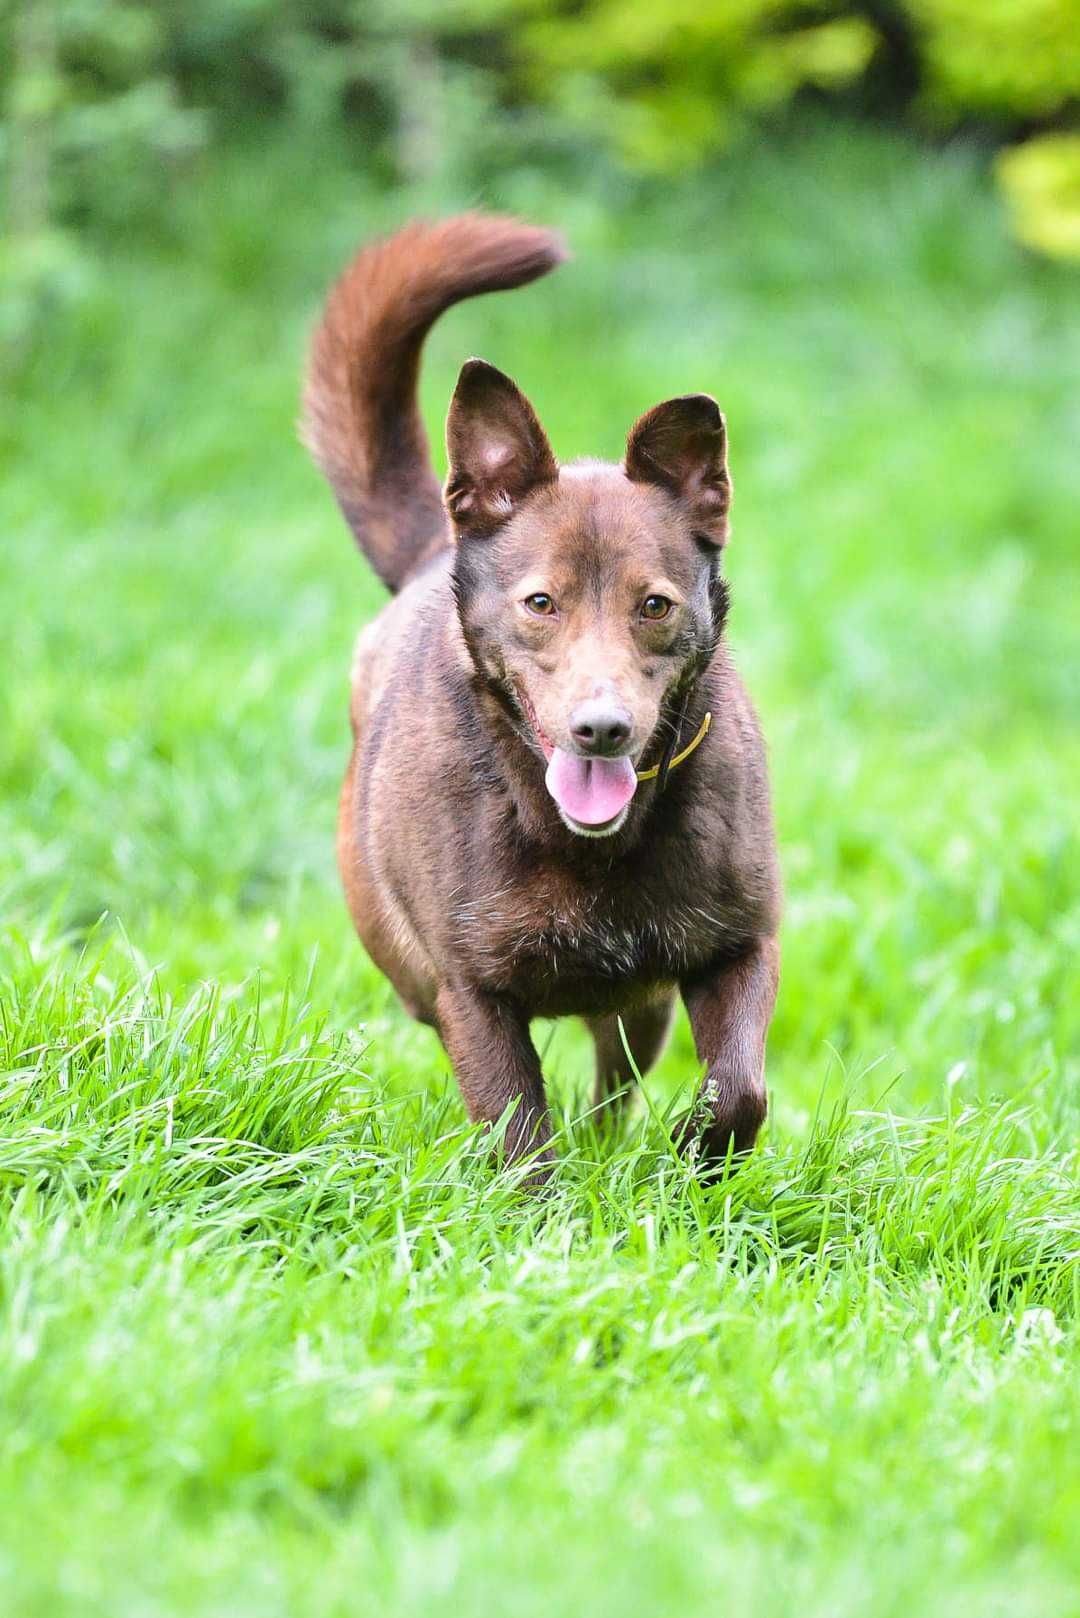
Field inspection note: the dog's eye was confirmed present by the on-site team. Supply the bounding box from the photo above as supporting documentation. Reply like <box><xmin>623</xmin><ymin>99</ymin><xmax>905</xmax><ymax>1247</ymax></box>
<box><xmin>524</xmin><ymin>593</ymin><xmax>556</xmax><ymax>617</ymax></box>
<box><xmin>641</xmin><ymin>595</ymin><xmax>673</xmax><ymax>621</ymax></box>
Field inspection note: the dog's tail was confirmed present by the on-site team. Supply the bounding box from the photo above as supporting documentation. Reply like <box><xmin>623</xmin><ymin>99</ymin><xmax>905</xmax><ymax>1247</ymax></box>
<box><xmin>302</xmin><ymin>213</ymin><xmax>566</xmax><ymax>594</ymax></box>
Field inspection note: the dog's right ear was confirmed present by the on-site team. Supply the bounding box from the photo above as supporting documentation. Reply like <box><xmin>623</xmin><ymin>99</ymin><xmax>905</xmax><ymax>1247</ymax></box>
<box><xmin>624</xmin><ymin>394</ymin><xmax>731</xmax><ymax>547</ymax></box>
<box><xmin>444</xmin><ymin>359</ymin><xmax>557</xmax><ymax>537</ymax></box>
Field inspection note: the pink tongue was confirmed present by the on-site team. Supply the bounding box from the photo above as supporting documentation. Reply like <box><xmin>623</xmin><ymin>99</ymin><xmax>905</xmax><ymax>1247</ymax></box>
<box><xmin>545</xmin><ymin>748</ymin><xmax>638</xmax><ymax>826</ymax></box>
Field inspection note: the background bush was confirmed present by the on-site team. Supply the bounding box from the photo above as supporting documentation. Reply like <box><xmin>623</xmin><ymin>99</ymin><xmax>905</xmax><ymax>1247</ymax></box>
<box><xmin>3</xmin><ymin>0</ymin><xmax>1078</xmax><ymax>314</ymax></box>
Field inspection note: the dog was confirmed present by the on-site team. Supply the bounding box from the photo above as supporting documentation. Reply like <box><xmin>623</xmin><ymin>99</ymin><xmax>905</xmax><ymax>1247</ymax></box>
<box><xmin>303</xmin><ymin>212</ymin><xmax>780</xmax><ymax>1181</ymax></box>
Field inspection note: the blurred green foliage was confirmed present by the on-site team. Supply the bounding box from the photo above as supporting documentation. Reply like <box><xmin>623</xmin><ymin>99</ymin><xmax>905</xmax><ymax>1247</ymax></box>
<box><xmin>908</xmin><ymin>0</ymin><xmax>1080</xmax><ymax>120</ymax></box>
<box><xmin>997</xmin><ymin>132</ymin><xmax>1080</xmax><ymax>261</ymax></box>
<box><xmin>2</xmin><ymin>0</ymin><xmax>1078</xmax><ymax>336</ymax></box>
<box><xmin>520</xmin><ymin>5</ymin><xmax>881</xmax><ymax>170</ymax></box>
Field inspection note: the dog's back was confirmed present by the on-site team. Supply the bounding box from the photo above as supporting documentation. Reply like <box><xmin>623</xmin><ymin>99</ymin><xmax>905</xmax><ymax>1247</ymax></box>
<box><xmin>302</xmin><ymin>213</ymin><xmax>565</xmax><ymax>594</ymax></box>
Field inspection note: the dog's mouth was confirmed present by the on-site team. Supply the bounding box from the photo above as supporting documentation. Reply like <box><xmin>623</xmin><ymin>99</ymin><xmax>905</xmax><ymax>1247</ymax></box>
<box><xmin>544</xmin><ymin>750</ymin><xmax>637</xmax><ymax>829</ymax></box>
<box><xmin>513</xmin><ymin>681</ymin><xmax>638</xmax><ymax>834</ymax></box>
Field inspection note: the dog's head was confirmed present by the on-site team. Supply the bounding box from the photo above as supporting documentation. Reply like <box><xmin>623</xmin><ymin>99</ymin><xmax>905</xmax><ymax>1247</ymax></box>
<box><xmin>446</xmin><ymin>359</ymin><xmax>731</xmax><ymax>838</ymax></box>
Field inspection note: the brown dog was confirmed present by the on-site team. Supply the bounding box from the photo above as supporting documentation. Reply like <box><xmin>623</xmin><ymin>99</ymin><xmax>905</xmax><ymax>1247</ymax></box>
<box><xmin>303</xmin><ymin>213</ymin><xmax>780</xmax><ymax>1179</ymax></box>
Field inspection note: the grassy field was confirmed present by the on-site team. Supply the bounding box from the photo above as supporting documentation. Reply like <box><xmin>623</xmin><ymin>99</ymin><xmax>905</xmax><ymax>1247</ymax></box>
<box><xmin>2</xmin><ymin>120</ymin><xmax>1078</xmax><ymax>1615</ymax></box>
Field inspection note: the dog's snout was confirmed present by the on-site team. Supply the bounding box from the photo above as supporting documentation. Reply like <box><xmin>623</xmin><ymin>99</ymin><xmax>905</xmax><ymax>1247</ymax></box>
<box><xmin>569</xmin><ymin>698</ymin><xmax>633</xmax><ymax>756</ymax></box>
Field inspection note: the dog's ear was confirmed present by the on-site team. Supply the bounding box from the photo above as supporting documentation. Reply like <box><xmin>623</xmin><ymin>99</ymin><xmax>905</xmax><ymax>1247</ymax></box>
<box><xmin>624</xmin><ymin>394</ymin><xmax>731</xmax><ymax>547</ymax></box>
<box><xmin>444</xmin><ymin>359</ymin><xmax>557</xmax><ymax>536</ymax></box>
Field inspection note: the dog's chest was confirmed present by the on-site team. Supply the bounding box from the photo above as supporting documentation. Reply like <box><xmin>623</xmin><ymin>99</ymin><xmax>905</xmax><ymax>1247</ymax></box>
<box><xmin>451</xmin><ymin>870</ymin><xmax>735</xmax><ymax>1008</ymax></box>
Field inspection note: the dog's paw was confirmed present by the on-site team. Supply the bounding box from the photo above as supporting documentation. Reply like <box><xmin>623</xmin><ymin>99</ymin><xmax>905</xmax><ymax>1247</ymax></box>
<box><xmin>496</xmin><ymin>1113</ymin><xmax>558</xmax><ymax>1191</ymax></box>
<box><xmin>672</xmin><ymin>1078</ymin><xmax>767</xmax><ymax>1171</ymax></box>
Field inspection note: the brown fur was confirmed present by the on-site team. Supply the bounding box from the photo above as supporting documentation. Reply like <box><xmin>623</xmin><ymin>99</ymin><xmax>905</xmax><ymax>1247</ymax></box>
<box><xmin>304</xmin><ymin>213</ymin><xmax>781</xmax><ymax>1182</ymax></box>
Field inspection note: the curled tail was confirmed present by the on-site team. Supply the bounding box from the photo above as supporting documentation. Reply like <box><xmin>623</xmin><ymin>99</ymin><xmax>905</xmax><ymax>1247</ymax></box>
<box><xmin>302</xmin><ymin>212</ymin><xmax>566</xmax><ymax>593</ymax></box>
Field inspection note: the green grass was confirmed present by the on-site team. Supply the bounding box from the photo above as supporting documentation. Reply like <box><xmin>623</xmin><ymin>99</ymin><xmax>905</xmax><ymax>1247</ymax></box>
<box><xmin>1</xmin><ymin>118</ymin><xmax>1079</xmax><ymax>1615</ymax></box>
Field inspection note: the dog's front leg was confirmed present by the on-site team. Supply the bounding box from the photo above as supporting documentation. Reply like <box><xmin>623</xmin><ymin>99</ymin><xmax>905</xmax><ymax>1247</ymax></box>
<box><xmin>435</xmin><ymin>982</ymin><xmax>555</xmax><ymax>1180</ymax></box>
<box><xmin>680</xmin><ymin>936</ymin><xmax>780</xmax><ymax>1161</ymax></box>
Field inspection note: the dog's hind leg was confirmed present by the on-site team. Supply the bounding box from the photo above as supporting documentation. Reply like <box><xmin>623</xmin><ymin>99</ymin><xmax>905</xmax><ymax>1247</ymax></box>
<box><xmin>587</xmin><ymin>992</ymin><xmax>675</xmax><ymax>1122</ymax></box>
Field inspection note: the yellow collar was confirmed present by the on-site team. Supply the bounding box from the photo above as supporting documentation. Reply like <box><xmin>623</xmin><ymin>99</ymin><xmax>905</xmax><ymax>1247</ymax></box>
<box><xmin>636</xmin><ymin>711</ymin><xmax>711</xmax><ymax>782</ymax></box>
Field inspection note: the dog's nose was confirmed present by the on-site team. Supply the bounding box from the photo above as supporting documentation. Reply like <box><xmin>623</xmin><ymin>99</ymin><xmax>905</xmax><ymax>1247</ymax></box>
<box><xmin>569</xmin><ymin>699</ymin><xmax>633</xmax><ymax>756</ymax></box>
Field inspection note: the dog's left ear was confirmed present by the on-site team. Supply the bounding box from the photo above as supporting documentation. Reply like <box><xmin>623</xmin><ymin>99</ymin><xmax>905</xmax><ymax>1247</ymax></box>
<box><xmin>624</xmin><ymin>394</ymin><xmax>731</xmax><ymax>547</ymax></box>
<box><xmin>445</xmin><ymin>358</ymin><xmax>558</xmax><ymax>537</ymax></box>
